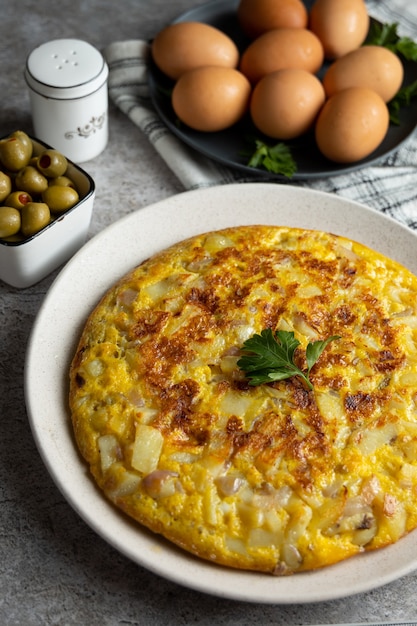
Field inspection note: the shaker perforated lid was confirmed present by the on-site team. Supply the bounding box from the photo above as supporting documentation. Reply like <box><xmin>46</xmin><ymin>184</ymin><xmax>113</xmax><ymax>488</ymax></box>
<box><xmin>25</xmin><ymin>39</ymin><xmax>108</xmax><ymax>99</ymax></box>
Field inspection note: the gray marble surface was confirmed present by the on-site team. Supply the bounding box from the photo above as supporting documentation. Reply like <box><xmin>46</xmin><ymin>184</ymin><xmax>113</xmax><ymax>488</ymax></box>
<box><xmin>1</xmin><ymin>1</ymin><xmax>417</xmax><ymax>624</ymax></box>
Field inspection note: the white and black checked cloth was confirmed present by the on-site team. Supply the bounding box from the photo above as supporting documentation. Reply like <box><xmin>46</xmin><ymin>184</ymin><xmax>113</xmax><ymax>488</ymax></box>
<box><xmin>104</xmin><ymin>0</ymin><xmax>417</xmax><ymax>229</ymax></box>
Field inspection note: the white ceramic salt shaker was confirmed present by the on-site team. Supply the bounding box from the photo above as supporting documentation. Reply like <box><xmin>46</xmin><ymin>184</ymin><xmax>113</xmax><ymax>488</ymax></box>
<box><xmin>25</xmin><ymin>39</ymin><xmax>109</xmax><ymax>163</ymax></box>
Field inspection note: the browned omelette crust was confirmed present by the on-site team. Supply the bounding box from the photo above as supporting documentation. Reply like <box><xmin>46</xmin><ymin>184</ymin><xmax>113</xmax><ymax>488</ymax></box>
<box><xmin>69</xmin><ymin>225</ymin><xmax>417</xmax><ymax>574</ymax></box>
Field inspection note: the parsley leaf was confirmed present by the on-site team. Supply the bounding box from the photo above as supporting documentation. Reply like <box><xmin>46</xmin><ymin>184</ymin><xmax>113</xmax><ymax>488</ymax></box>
<box><xmin>388</xmin><ymin>79</ymin><xmax>417</xmax><ymax>124</ymax></box>
<box><xmin>237</xmin><ymin>329</ymin><xmax>340</xmax><ymax>390</ymax></box>
<box><xmin>244</xmin><ymin>139</ymin><xmax>297</xmax><ymax>178</ymax></box>
<box><xmin>365</xmin><ymin>21</ymin><xmax>417</xmax><ymax>61</ymax></box>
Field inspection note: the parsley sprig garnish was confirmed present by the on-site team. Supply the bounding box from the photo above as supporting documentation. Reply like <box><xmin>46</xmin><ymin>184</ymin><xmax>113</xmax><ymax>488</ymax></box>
<box><xmin>237</xmin><ymin>329</ymin><xmax>340</xmax><ymax>390</ymax></box>
<box><xmin>388</xmin><ymin>79</ymin><xmax>417</xmax><ymax>124</ymax></box>
<box><xmin>243</xmin><ymin>139</ymin><xmax>297</xmax><ymax>178</ymax></box>
<box><xmin>365</xmin><ymin>21</ymin><xmax>417</xmax><ymax>61</ymax></box>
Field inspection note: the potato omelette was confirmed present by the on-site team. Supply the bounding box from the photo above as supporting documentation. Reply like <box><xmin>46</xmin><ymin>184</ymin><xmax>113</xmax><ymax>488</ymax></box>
<box><xmin>69</xmin><ymin>225</ymin><xmax>417</xmax><ymax>574</ymax></box>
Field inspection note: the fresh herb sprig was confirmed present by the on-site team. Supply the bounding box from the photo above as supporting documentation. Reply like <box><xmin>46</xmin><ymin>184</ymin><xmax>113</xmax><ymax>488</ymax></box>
<box><xmin>237</xmin><ymin>329</ymin><xmax>340</xmax><ymax>390</ymax></box>
<box><xmin>365</xmin><ymin>21</ymin><xmax>417</xmax><ymax>61</ymax></box>
<box><xmin>388</xmin><ymin>79</ymin><xmax>417</xmax><ymax>124</ymax></box>
<box><xmin>243</xmin><ymin>139</ymin><xmax>297</xmax><ymax>178</ymax></box>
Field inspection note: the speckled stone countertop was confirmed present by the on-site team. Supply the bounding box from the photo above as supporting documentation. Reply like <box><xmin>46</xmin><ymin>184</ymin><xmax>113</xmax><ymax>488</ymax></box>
<box><xmin>1</xmin><ymin>1</ymin><xmax>417</xmax><ymax>624</ymax></box>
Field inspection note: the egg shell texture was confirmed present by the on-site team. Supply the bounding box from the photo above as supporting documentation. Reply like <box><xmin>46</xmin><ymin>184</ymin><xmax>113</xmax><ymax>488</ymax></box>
<box><xmin>309</xmin><ymin>0</ymin><xmax>370</xmax><ymax>59</ymax></box>
<box><xmin>323</xmin><ymin>45</ymin><xmax>404</xmax><ymax>103</ymax></box>
<box><xmin>237</xmin><ymin>0</ymin><xmax>308</xmax><ymax>39</ymax></box>
<box><xmin>240</xmin><ymin>28</ymin><xmax>324</xmax><ymax>84</ymax></box>
<box><xmin>151</xmin><ymin>21</ymin><xmax>239</xmax><ymax>80</ymax></box>
<box><xmin>172</xmin><ymin>66</ymin><xmax>252</xmax><ymax>132</ymax></box>
<box><xmin>315</xmin><ymin>87</ymin><xmax>389</xmax><ymax>163</ymax></box>
<box><xmin>250</xmin><ymin>68</ymin><xmax>326</xmax><ymax>139</ymax></box>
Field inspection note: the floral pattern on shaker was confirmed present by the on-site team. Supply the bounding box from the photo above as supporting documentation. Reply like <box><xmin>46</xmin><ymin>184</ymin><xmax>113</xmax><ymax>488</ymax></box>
<box><xmin>65</xmin><ymin>113</ymin><xmax>106</xmax><ymax>139</ymax></box>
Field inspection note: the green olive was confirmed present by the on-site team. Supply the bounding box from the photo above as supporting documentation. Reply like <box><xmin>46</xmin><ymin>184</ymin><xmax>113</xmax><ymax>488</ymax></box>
<box><xmin>0</xmin><ymin>232</ymin><xmax>25</xmax><ymax>243</ymax></box>
<box><xmin>0</xmin><ymin>206</ymin><xmax>21</xmax><ymax>238</ymax></box>
<box><xmin>37</xmin><ymin>149</ymin><xmax>68</xmax><ymax>178</ymax></box>
<box><xmin>15</xmin><ymin>166</ymin><xmax>48</xmax><ymax>195</ymax></box>
<box><xmin>48</xmin><ymin>175</ymin><xmax>76</xmax><ymax>189</ymax></box>
<box><xmin>0</xmin><ymin>170</ymin><xmax>12</xmax><ymax>202</ymax></box>
<box><xmin>4</xmin><ymin>190</ymin><xmax>32</xmax><ymax>210</ymax></box>
<box><xmin>42</xmin><ymin>185</ymin><xmax>79</xmax><ymax>214</ymax></box>
<box><xmin>9</xmin><ymin>130</ymin><xmax>33</xmax><ymax>155</ymax></box>
<box><xmin>20</xmin><ymin>202</ymin><xmax>50</xmax><ymax>237</ymax></box>
<box><xmin>0</xmin><ymin>135</ymin><xmax>33</xmax><ymax>171</ymax></box>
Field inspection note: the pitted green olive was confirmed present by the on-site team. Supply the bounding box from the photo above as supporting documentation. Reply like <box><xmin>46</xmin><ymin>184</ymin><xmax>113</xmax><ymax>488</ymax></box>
<box><xmin>0</xmin><ymin>171</ymin><xmax>12</xmax><ymax>202</ymax></box>
<box><xmin>37</xmin><ymin>149</ymin><xmax>68</xmax><ymax>178</ymax></box>
<box><xmin>0</xmin><ymin>206</ymin><xmax>21</xmax><ymax>238</ymax></box>
<box><xmin>20</xmin><ymin>202</ymin><xmax>50</xmax><ymax>237</ymax></box>
<box><xmin>48</xmin><ymin>175</ymin><xmax>76</xmax><ymax>189</ymax></box>
<box><xmin>9</xmin><ymin>131</ymin><xmax>33</xmax><ymax>154</ymax></box>
<box><xmin>0</xmin><ymin>135</ymin><xmax>33</xmax><ymax>171</ymax></box>
<box><xmin>42</xmin><ymin>185</ymin><xmax>79</xmax><ymax>213</ymax></box>
<box><xmin>15</xmin><ymin>166</ymin><xmax>48</xmax><ymax>195</ymax></box>
<box><xmin>0</xmin><ymin>131</ymin><xmax>85</xmax><ymax>243</ymax></box>
<box><xmin>5</xmin><ymin>190</ymin><xmax>32</xmax><ymax>210</ymax></box>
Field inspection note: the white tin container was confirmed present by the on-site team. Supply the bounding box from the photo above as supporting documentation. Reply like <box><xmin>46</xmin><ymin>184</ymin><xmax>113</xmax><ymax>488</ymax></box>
<box><xmin>0</xmin><ymin>137</ymin><xmax>95</xmax><ymax>289</ymax></box>
<box><xmin>25</xmin><ymin>39</ymin><xmax>109</xmax><ymax>163</ymax></box>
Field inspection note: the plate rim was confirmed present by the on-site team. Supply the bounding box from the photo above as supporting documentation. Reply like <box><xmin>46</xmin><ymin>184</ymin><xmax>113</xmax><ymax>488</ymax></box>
<box><xmin>25</xmin><ymin>183</ymin><xmax>417</xmax><ymax>604</ymax></box>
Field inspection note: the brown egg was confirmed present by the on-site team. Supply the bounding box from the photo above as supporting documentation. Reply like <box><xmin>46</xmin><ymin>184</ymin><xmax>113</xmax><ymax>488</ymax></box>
<box><xmin>315</xmin><ymin>87</ymin><xmax>389</xmax><ymax>163</ymax></box>
<box><xmin>172</xmin><ymin>66</ymin><xmax>252</xmax><ymax>132</ymax></box>
<box><xmin>250</xmin><ymin>68</ymin><xmax>326</xmax><ymax>139</ymax></box>
<box><xmin>323</xmin><ymin>45</ymin><xmax>404</xmax><ymax>103</ymax></box>
<box><xmin>237</xmin><ymin>0</ymin><xmax>308</xmax><ymax>39</ymax></box>
<box><xmin>240</xmin><ymin>28</ymin><xmax>324</xmax><ymax>84</ymax></box>
<box><xmin>151</xmin><ymin>22</ymin><xmax>239</xmax><ymax>80</ymax></box>
<box><xmin>309</xmin><ymin>0</ymin><xmax>370</xmax><ymax>59</ymax></box>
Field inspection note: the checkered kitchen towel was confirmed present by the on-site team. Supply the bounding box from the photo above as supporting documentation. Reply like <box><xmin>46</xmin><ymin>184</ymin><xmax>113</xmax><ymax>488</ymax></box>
<box><xmin>104</xmin><ymin>0</ymin><xmax>417</xmax><ymax>229</ymax></box>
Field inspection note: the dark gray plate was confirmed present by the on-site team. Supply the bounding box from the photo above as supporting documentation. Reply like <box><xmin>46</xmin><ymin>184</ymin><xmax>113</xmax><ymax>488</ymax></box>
<box><xmin>148</xmin><ymin>0</ymin><xmax>417</xmax><ymax>181</ymax></box>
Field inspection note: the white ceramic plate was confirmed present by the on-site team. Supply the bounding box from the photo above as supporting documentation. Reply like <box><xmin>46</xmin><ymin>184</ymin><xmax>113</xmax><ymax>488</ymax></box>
<box><xmin>25</xmin><ymin>183</ymin><xmax>417</xmax><ymax>604</ymax></box>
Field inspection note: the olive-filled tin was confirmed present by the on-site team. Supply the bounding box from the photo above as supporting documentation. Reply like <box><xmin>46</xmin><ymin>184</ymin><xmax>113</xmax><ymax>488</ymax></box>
<box><xmin>0</xmin><ymin>136</ymin><xmax>95</xmax><ymax>289</ymax></box>
<box><xmin>25</xmin><ymin>39</ymin><xmax>109</xmax><ymax>163</ymax></box>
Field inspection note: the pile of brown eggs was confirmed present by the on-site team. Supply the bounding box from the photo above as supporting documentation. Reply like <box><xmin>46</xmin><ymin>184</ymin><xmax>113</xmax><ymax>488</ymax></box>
<box><xmin>151</xmin><ymin>0</ymin><xmax>404</xmax><ymax>164</ymax></box>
